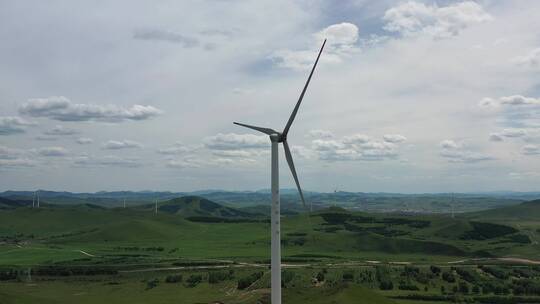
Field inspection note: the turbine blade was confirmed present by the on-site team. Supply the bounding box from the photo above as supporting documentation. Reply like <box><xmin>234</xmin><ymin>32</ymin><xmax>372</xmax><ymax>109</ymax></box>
<box><xmin>233</xmin><ymin>122</ymin><xmax>277</xmax><ymax>135</ymax></box>
<box><xmin>283</xmin><ymin>39</ymin><xmax>326</xmax><ymax>136</ymax></box>
<box><xmin>283</xmin><ymin>140</ymin><xmax>306</xmax><ymax>208</ymax></box>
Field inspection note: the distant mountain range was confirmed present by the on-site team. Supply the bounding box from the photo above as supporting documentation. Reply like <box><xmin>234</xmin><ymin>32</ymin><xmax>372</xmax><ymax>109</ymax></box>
<box><xmin>1</xmin><ymin>190</ymin><xmax>540</xmax><ymax>214</ymax></box>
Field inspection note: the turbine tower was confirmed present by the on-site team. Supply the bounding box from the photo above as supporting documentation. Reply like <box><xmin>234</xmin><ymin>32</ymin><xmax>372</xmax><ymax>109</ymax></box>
<box><xmin>37</xmin><ymin>190</ymin><xmax>40</xmax><ymax>208</ymax></box>
<box><xmin>32</xmin><ymin>191</ymin><xmax>35</xmax><ymax>208</ymax></box>
<box><xmin>234</xmin><ymin>39</ymin><xmax>326</xmax><ymax>304</ymax></box>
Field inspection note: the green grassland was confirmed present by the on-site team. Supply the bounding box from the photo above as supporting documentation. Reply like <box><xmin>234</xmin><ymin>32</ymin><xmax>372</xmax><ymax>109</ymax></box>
<box><xmin>1</xmin><ymin>196</ymin><xmax>540</xmax><ymax>303</ymax></box>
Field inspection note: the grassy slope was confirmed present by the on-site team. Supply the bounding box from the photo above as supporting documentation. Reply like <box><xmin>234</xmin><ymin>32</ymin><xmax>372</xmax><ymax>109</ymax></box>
<box><xmin>2</xmin><ymin>200</ymin><xmax>540</xmax><ymax>266</ymax></box>
<box><xmin>0</xmin><ymin>281</ymin><xmax>396</xmax><ymax>304</ymax></box>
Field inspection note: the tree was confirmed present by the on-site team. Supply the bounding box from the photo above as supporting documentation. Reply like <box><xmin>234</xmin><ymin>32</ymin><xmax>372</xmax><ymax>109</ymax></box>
<box><xmin>316</xmin><ymin>271</ymin><xmax>325</xmax><ymax>282</ymax></box>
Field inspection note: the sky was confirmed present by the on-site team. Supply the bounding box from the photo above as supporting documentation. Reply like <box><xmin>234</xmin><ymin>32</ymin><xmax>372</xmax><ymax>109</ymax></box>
<box><xmin>1</xmin><ymin>0</ymin><xmax>539</xmax><ymax>193</ymax></box>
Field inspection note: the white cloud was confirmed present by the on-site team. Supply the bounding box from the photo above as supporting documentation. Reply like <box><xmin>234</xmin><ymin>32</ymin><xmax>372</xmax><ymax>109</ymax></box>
<box><xmin>0</xmin><ymin>146</ymin><xmax>23</xmax><ymax>159</ymax></box>
<box><xmin>512</xmin><ymin>48</ymin><xmax>540</xmax><ymax>69</ymax></box>
<box><xmin>0</xmin><ymin>158</ymin><xmax>36</xmax><ymax>168</ymax></box>
<box><xmin>439</xmin><ymin>140</ymin><xmax>493</xmax><ymax>163</ymax></box>
<box><xmin>44</xmin><ymin>125</ymin><xmax>78</xmax><ymax>136</ymax></box>
<box><xmin>36</xmin><ymin>146</ymin><xmax>69</xmax><ymax>157</ymax></box>
<box><xmin>19</xmin><ymin>96</ymin><xmax>162</xmax><ymax>122</ymax></box>
<box><xmin>102</xmin><ymin>140</ymin><xmax>143</xmax><ymax>150</ymax></box>
<box><xmin>76</xmin><ymin>137</ymin><xmax>93</xmax><ymax>144</ymax></box>
<box><xmin>311</xmin><ymin>134</ymin><xmax>404</xmax><ymax>161</ymax></box>
<box><xmin>271</xmin><ymin>22</ymin><xmax>359</xmax><ymax>70</ymax></box>
<box><xmin>383</xmin><ymin>134</ymin><xmax>407</xmax><ymax>143</ymax></box>
<box><xmin>133</xmin><ymin>29</ymin><xmax>199</xmax><ymax>47</ymax></box>
<box><xmin>489</xmin><ymin>133</ymin><xmax>504</xmax><ymax>142</ymax></box>
<box><xmin>166</xmin><ymin>158</ymin><xmax>202</xmax><ymax>169</ymax></box>
<box><xmin>312</xmin><ymin>139</ymin><xmax>344</xmax><ymax>151</ymax></box>
<box><xmin>522</xmin><ymin>144</ymin><xmax>540</xmax><ymax>155</ymax></box>
<box><xmin>73</xmin><ymin>155</ymin><xmax>142</xmax><ymax>168</ymax></box>
<box><xmin>157</xmin><ymin>142</ymin><xmax>198</xmax><ymax>155</ymax></box>
<box><xmin>383</xmin><ymin>1</ymin><xmax>492</xmax><ymax>38</ymax></box>
<box><xmin>500</xmin><ymin>95</ymin><xmax>540</xmax><ymax>106</ymax></box>
<box><xmin>0</xmin><ymin>116</ymin><xmax>35</xmax><ymax>135</ymax></box>
<box><xmin>342</xmin><ymin>134</ymin><xmax>370</xmax><ymax>145</ymax></box>
<box><xmin>501</xmin><ymin>128</ymin><xmax>527</xmax><ymax>138</ymax></box>
<box><xmin>307</xmin><ymin>129</ymin><xmax>334</xmax><ymax>139</ymax></box>
<box><xmin>440</xmin><ymin>139</ymin><xmax>460</xmax><ymax>149</ymax></box>
<box><xmin>204</xmin><ymin>133</ymin><xmax>269</xmax><ymax>150</ymax></box>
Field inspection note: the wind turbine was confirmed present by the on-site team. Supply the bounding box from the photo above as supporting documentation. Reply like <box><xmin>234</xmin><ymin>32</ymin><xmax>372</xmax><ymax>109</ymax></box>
<box><xmin>32</xmin><ymin>191</ymin><xmax>35</xmax><ymax>208</ymax></box>
<box><xmin>234</xmin><ymin>39</ymin><xmax>326</xmax><ymax>304</ymax></box>
<box><xmin>37</xmin><ymin>190</ymin><xmax>40</xmax><ymax>208</ymax></box>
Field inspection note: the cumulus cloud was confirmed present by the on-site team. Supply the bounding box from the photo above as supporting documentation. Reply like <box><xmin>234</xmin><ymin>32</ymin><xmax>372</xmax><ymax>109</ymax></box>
<box><xmin>307</xmin><ymin>129</ymin><xmax>334</xmax><ymax>139</ymax></box>
<box><xmin>102</xmin><ymin>140</ymin><xmax>143</xmax><ymax>150</ymax></box>
<box><xmin>481</xmin><ymin>95</ymin><xmax>540</xmax><ymax>108</ymax></box>
<box><xmin>76</xmin><ymin>137</ymin><xmax>93</xmax><ymax>144</ymax></box>
<box><xmin>439</xmin><ymin>140</ymin><xmax>493</xmax><ymax>163</ymax></box>
<box><xmin>440</xmin><ymin>140</ymin><xmax>461</xmax><ymax>149</ymax></box>
<box><xmin>73</xmin><ymin>155</ymin><xmax>142</xmax><ymax>168</ymax></box>
<box><xmin>157</xmin><ymin>142</ymin><xmax>198</xmax><ymax>155</ymax></box>
<box><xmin>204</xmin><ymin>133</ymin><xmax>269</xmax><ymax>150</ymax></box>
<box><xmin>0</xmin><ymin>116</ymin><xmax>35</xmax><ymax>135</ymax></box>
<box><xmin>512</xmin><ymin>48</ymin><xmax>540</xmax><ymax>68</ymax></box>
<box><xmin>383</xmin><ymin>1</ymin><xmax>492</xmax><ymax>38</ymax></box>
<box><xmin>383</xmin><ymin>134</ymin><xmax>407</xmax><ymax>143</ymax></box>
<box><xmin>489</xmin><ymin>133</ymin><xmax>504</xmax><ymax>142</ymax></box>
<box><xmin>211</xmin><ymin>150</ymin><xmax>259</xmax><ymax>158</ymax></box>
<box><xmin>0</xmin><ymin>146</ymin><xmax>36</xmax><ymax>168</ymax></box>
<box><xmin>166</xmin><ymin>158</ymin><xmax>202</xmax><ymax>169</ymax></box>
<box><xmin>0</xmin><ymin>158</ymin><xmax>36</xmax><ymax>168</ymax></box>
<box><xmin>36</xmin><ymin>146</ymin><xmax>69</xmax><ymax>157</ymax></box>
<box><xmin>133</xmin><ymin>29</ymin><xmax>199</xmax><ymax>47</ymax></box>
<box><xmin>19</xmin><ymin>96</ymin><xmax>162</xmax><ymax>122</ymax></box>
<box><xmin>501</xmin><ymin>128</ymin><xmax>527</xmax><ymax>138</ymax></box>
<box><xmin>342</xmin><ymin>134</ymin><xmax>370</xmax><ymax>145</ymax></box>
<box><xmin>0</xmin><ymin>146</ymin><xmax>22</xmax><ymax>159</ymax></box>
<box><xmin>312</xmin><ymin>134</ymin><xmax>403</xmax><ymax>161</ymax></box>
<box><xmin>522</xmin><ymin>145</ymin><xmax>540</xmax><ymax>155</ymax></box>
<box><xmin>271</xmin><ymin>22</ymin><xmax>359</xmax><ymax>70</ymax></box>
<box><xmin>44</xmin><ymin>125</ymin><xmax>78</xmax><ymax>136</ymax></box>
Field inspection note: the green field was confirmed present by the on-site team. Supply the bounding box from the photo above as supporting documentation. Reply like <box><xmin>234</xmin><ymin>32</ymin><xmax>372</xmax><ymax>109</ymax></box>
<box><xmin>1</xmin><ymin>196</ymin><xmax>540</xmax><ymax>303</ymax></box>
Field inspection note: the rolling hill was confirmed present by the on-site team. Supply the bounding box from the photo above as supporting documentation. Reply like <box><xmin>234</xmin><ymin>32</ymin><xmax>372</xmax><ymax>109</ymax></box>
<box><xmin>143</xmin><ymin>196</ymin><xmax>258</xmax><ymax>218</ymax></box>
<box><xmin>467</xmin><ymin>199</ymin><xmax>540</xmax><ymax>221</ymax></box>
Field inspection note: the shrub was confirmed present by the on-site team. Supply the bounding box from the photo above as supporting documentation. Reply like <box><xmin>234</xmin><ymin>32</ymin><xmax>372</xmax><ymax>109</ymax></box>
<box><xmin>442</xmin><ymin>272</ymin><xmax>456</xmax><ymax>283</ymax></box>
<box><xmin>185</xmin><ymin>274</ymin><xmax>203</xmax><ymax>288</ymax></box>
<box><xmin>146</xmin><ymin>278</ymin><xmax>159</xmax><ymax>290</ymax></box>
<box><xmin>316</xmin><ymin>271</ymin><xmax>325</xmax><ymax>282</ymax></box>
<box><xmin>237</xmin><ymin>272</ymin><xmax>263</xmax><ymax>290</ymax></box>
<box><xmin>208</xmin><ymin>270</ymin><xmax>233</xmax><ymax>284</ymax></box>
<box><xmin>342</xmin><ymin>271</ymin><xmax>354</xmax><ymax>282</ymax></box>
<box><xmin>165</xmin><ymin>274</ymin><xmax>182</xmax><ymax>283</ymax></box>
<box><xmin>430</xmin><ymin>265</ymin><xmax>441</xmax><ymax>275</ymax></box>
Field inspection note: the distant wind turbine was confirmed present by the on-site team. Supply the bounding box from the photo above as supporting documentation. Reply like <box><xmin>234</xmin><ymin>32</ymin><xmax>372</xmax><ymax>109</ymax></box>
<box><xmin>451</xmin><ymin>193</ymin><xmax>455</xmax><ymax>219</ymax></box>
<box><xmin>234</xmin><ymin>39</ymin><xmax>326</xmax><ymax>304</ymax></box>
<box><xmin>32</xmin><ymin>191</ymin><xmax>35</xmax><ymax>208</ymax></box>
<box><xmin>154</xmin><ymin>199</ymin><xmax>158</xmax><ymax>215</ymax></box>
<box><xmin>37</xmin><ymin>190</ymin><xmax>40</xmax><ymax>208</ymax></box>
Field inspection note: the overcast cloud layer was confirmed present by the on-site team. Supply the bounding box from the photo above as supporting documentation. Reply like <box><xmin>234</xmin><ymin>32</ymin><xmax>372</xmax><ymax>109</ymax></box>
<box><xmin>0</xmin><ymin>1</ymin><xmax>539</xmax><ymax>193</ymax></box>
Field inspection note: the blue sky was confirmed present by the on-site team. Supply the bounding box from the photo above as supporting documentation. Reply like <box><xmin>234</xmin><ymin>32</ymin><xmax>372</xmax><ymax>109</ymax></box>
<box><xmin>1</xmin><ymin>0</ymin><xmax>539</xmax><ymax>193</ymax></box>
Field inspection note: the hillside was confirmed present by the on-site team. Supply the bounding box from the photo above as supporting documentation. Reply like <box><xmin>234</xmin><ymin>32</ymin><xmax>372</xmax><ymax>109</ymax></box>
<box><xmin>148</xmin><ymin>196</ymin><xmax>257</xmax><ymax>218</ymax></box>
<box><xmin>0</xmin><ymin>197</ymin><xmax>29</xmax><ymax>209</ymax></box>
<box><xmin>467</xmin><ymin>199</ymin><xmax>540</xmax><ymax>221</ymax></box>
